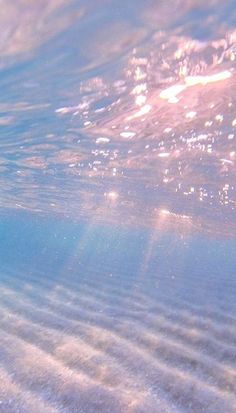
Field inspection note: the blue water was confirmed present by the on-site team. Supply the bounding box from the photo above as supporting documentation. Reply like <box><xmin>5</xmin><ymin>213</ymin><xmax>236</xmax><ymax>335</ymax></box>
<box><xmin>0</xmin><ymin>1</ymin><xmax>236</xmax><ymax>412</ymax></box>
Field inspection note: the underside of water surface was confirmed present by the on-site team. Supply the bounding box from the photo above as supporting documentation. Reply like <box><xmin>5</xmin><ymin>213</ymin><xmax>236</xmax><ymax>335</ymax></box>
<box><xmin>0</xmin><ymin>1</ymin><xmax>236</xmax><ymax>412</ymax></box>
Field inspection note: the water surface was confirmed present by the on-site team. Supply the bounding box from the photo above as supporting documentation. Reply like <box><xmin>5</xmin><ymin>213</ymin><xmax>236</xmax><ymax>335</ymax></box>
<box><xmin>0</xmin><ymin>1</ymin><xmax>236</xmax><ymax>412</ymax></box>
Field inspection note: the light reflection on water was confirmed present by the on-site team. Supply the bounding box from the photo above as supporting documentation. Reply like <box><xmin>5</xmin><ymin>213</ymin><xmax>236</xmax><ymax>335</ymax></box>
<box><xmin>0</xmin><ymin>0</ymin><xmax>235</xmax><ymax>234</ymax></box>
<box><xmin>0</xmin><ymin>1</ymin><xmax>236</xmax><ymax>412</ymax></box>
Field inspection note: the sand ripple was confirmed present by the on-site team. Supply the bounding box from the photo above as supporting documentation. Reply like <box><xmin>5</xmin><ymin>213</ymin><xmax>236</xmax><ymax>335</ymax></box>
<box><xmin>0</xmin><ymin>263</ymin><xmax>235</xmax><ymax>412</ymax></box>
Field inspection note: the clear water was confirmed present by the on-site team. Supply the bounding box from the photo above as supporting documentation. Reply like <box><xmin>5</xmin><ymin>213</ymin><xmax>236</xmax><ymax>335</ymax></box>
<box><xmin>0</xmin><ymin>1</ymin><xmax>236</xmax><ymax>412</ymax></box>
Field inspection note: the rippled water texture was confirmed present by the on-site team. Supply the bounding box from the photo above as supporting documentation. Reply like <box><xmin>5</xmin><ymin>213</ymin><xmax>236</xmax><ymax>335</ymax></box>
<box><xmin>0</xmin><ymin>1</ymin><xmax>236</xmax><ymax>412</ymax></box>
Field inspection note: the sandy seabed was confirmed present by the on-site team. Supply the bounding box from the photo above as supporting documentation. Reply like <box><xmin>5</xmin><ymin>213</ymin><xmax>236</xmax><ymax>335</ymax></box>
<box><xmin>0</xmin><ymin>261</ymin><xmax>235</xmax><ymax>413</ymax></box>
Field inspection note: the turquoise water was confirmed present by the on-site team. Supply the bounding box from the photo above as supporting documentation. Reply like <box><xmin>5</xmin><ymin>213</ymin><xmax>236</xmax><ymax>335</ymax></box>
<box><xmin>0</xmin><ymin>1</ymin><xmax>236</xmax><ymax>412</ymax></box>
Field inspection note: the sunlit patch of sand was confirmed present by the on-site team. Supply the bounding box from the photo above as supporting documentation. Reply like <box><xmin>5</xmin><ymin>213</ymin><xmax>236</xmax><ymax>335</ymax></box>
<box><xmin>0</xmin><ymin>367</ymin><xmax>58</xmax><ymax>413</ymax></box>
<box><xmin>0</xmin><ymin>261</ymin><xmax>235</xmax><ymax>412</ymax></box>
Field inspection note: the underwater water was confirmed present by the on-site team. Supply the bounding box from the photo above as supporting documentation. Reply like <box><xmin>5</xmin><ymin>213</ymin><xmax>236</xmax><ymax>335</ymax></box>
<box><xmin>0</xmin><ymin>1</ymin><xmax>236</xmax><ymax>412</ymax></box>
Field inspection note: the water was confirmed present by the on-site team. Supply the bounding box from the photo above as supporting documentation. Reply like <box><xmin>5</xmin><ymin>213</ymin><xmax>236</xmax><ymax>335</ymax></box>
<box><xmin>0</xmin><ymin>1</ymin><xmax>236</xmax><ymax>412</ymax></box>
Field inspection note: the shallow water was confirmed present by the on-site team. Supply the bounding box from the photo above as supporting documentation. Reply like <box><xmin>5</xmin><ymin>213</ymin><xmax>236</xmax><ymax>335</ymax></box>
<box><xmin>0</xmin><ymin>1</ymin><xmax>236</xmax><ymax>412</ymax></box>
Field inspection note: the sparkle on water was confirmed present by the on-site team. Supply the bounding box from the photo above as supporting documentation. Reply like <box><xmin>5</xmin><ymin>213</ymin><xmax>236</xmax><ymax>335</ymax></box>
<box><xmin>0</xmin><ymin>1</ymin><xmax>236</xmax><ymax>412</ymax></box>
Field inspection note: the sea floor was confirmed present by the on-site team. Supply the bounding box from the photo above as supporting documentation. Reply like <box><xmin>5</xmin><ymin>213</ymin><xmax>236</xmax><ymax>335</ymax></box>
<box><xmin>0</xmin><ymin>223</ymin><xmax>235</xmax><ymax>413</ymax></box>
